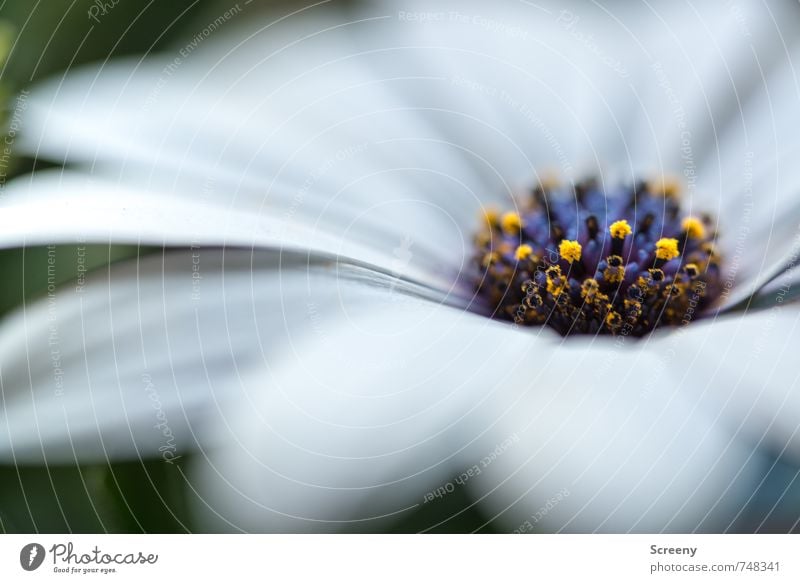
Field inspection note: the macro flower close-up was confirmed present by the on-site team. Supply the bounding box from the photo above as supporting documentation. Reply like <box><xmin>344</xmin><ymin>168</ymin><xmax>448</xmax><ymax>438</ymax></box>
<box><xmin>1</xmin><ymin>0</ymin><xmax>800</xmax><ymax>536</ymax></box>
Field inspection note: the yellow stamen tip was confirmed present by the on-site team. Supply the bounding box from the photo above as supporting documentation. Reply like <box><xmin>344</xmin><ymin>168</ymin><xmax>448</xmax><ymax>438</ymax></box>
<box><xmin>514</xmin><ymin>244</ymin><xmax>533</xmax><ymax>261</ymax></box>
<box><xmin>609</xmin><ymin>219</ymin><xmax>632</xmax><ymax>239</ymax></box>
<box><xmin>481</xmin><ymin>252</ymin><xmax>499</xmax><ymax>267</ymax></box>
<box><xmin>655</xmin><ymin>238</ymin><xmax>680</xmax><ymax>261</ymax></box>
<box><xmin>681</xmin><ymin>216</ymin><xmax>705</xmax><ymax>239</ymax></box>
<box><xmin>501</xmin><ymin>212</ymin><xmax>524</xmax><ymax>235</ymax></box>
<box><xmin>482</xmin><ymin>206</ymin><xmax>500</xmax><ymax>227</ymax></box>
<box><xmin>653</xmin><ymin>177</ymin><xmax>681</xmax><ymax>198</ymax></box>
<box><xmin>558</xmin><ymin>239</ymin><xmax>582</xmax><ymax>263</ymax></box>
<box><xmin>581</xmin><ymin>278</ymin><xmax>599</xmax><ymax>299</ymax></box>
<box><xmin>537</xmin><ymin>173</ymin><xmax>560</xmax><ymax>191</ymax></box>
<box><xmin>605</xmin><ymin>311</ymin><xmax>622</xmax><ymax>328</ymax></box>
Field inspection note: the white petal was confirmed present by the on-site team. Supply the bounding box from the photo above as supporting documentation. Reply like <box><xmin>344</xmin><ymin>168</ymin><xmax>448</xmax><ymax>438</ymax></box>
<box><xmin>0</xmin><ymin>170</ymin><xmax>465</xmax><ymax>292</ymax></box>
<box><xmin>671</xmin><ymin>305</ymin><xmax>800</xmax><ymax>465</ymax></box>
<box><xmin>190</xmin><ymin>301</ymin><xmax>548</xmax><ymax>532</ymax></box>
<box><xmin>457</xmin><ymin>333</ymin><xmax>766</xmax><ymax>533</ymax></box>
<box><xmin>0</xmin><ymin>248</ymin><xmax>434</xmax><ymax>463</ymax></box>
<box><xmin>22</xmin><ymin>2</ymin><xmax>798</xmax><ymax>233</ymax></box>
<box><xmin>350</xmin><ymin>1</ymin><xmax>799</xmax><ymax>182</ymax></box>
<box><xmin>17</xmin><ymin>9</ymin><xmax>499</xmax><ymax>251</ymax></box>
<box><xmin>702</xmin><ymin>52</ymin><xmax>800</xmax><ymax>307</ymax></box>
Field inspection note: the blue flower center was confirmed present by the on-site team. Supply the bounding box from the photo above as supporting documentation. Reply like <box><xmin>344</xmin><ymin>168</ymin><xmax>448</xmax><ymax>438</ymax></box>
<box><xmin>472</xmin><ymin>179</ymin><xmax>723</xmax><ymax>336</ymax></box>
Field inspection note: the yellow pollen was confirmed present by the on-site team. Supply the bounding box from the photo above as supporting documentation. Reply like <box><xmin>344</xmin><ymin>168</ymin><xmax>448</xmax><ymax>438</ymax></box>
<box><xmin>603</xmin><ymin>264</ymin><xmax>625</xmax><ymax>284</ymax></box>
<box><xmin>581</xmin><ymin>278</ymin><xmax>599</xmax><ymax>299</ymax></box>
<box><xmin>681</xmin><ymin>216</ymin><xmax>705</xmax><ymax>239</ymax></box>
<box><xmin>609</xmin><ymin>219</ymin><xmax>632</xmax><ymax>239</ymax></box>
<box><xmin>655</xmin><ymin>238</ymin><xmax>680</xmax><ymax>261</ymax></box>
<box><xmin>701</xmin><ymin>242</ymin><xmax>716</xmax><ymax>256</ymax></box>
<box><xmin>605</xmin><ymin>311</ymin><xmax>623</xmax><ymax>329</ymax></box>
<box><xmin>474</xmin><ymin>231</ymin><xmax>491</xmax><ymax>246</ymax></box>
<box><xmin>501</xmin><ymin>212</ymin><xmax>524</xmax><ymax>235</ymax></box>
<box><xmin>515</xmin><ymin>244</ymin><xmax>533</xmax><ymax>261</ymax></box>
<box><xmin>481</xmin><ymin>252</ymin><xmax>499</xmax><ymax>267</ymax></box>
<box><xmin>624</xmin><ymin>299</ymin><xmax>642</xmax><ymax>318</ymax></box>
<box><xmin>637</xmin><ymin>275</ymin><xmax>658</xmax><ymax>292</ymax></box>
<box><xmin>559</xmin><ymin>239</ymin><xmax>582</xmax><ymax>263</ymax></box>
<box><xmin>545</xmin><ymin>265</ymin><xmax>565</xmax><ymax>296</ymax></box>
<box><xmin>482</xmin><ymin>206</ymin><xmax>500</xmax><ymax>227</ymax></box>
<box><xmin>523</xmin><ymin>293</ymin><xmax>543</xmax><ymax>309</ymax></box>
<box><xmin>537</xmin><ymin>172</ymin><xmax>560</xmax><ymax>191</ymax></box>
<box><xmin>653</xmin><ymin>177</ymin><xmax>681</xmax><ymax>198</ymax></box>
<box><xmin>497</xmin><ymin>242</ymin><xmax>513</xmax><ymax>255</ymax></box>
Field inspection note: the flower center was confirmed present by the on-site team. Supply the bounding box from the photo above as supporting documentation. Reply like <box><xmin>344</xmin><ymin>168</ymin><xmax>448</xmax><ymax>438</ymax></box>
<box><xmin>472</xmin><ymin>179</ymin><xmax>723</xmax><ymax>337</ymax></box>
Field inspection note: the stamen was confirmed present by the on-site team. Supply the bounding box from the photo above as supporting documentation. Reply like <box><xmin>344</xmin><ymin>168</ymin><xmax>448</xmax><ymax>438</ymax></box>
<box><xmin>482</xmin><ymin>206</ymin><xmax>500</xmax><ymax>228</ymax></box>
<box><xmin>655</xmin><ymin>238</ymin><xmax>680</xmax><ymax>261</ymax></box>
<box><xmin>586</xmin><ymin>215</ymin><xmax>599</xmax><ymax>239</ymax></box>
<box><xmin>681</xmin><ymin>217</ymin><xmax>705</xmax><ymax>239</ymax></box>
<box><xmin>653</xmin><ymin>177</ymin><xmax>681</xmax><ymax>198</ymax></box>
<box><xmin>638</xmin><ymin>213</ymin><xmax>655</xmax><ymax>235</ymax></box>
<box><xmin>603</xmin><ymin>255</ymin><xmax>625</xmax><ymax>284</ymax></box>
<box><xmin>609</xmin><ymin>219</ymin><xmax>632</xmax><ymax>256</ymax></box>
<box><xmin>481</xmin><ymin>252</ymin><xmax>499</xmax><ymax>267</ymax></box>
<box><xmin>472</xmin><ymin>178</ymin><xmax>723</xmax><ymax>337</ymax></box>
<box><xmin>581</xmin><ymin>278</ymin><xmax>600</xmax><ymax>300</ymax></box>
<box><xmin>501</xmin><ymin>211</ymin><xmax>524</xmax><ymax>235</ymax></box>
<box><xmin>559</xmin><ymin>240</ymin><xmax>582</xmax><ymax>264</ymax></box>
<box><xmin>684</xmin><ymin>263</ymin><xmax>699</xmax><ymax>278</ymax></box>
<box><xmin>609</xmin><ymin>219</ymin><xmax>632</xmax><ymax>239</ymax></box>
<box><xmin>515</xmin><ymin>244</ymin><xmax>534</xmax><ymax>261</ymax></box>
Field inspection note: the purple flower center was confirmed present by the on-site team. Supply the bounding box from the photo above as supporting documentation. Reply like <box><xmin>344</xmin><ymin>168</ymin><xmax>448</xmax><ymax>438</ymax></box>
<box><xmin>472</xmin><ymin>179</ymin><xmax>723</xmax><ymax>337</ymax></box>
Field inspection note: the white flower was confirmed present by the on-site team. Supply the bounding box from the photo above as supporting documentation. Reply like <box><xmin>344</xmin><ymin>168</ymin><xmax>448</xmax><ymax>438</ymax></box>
<box><xmin>1</xmin><ymin>0</ymin><xmax>800</xmax><ymax>532</ymax></box>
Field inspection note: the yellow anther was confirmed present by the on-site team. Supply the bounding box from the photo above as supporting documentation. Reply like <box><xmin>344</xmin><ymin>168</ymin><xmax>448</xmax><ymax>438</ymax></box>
<box><xmin>545</xmin><ymin>265</ymin><xmax>565</xmax><ymax>295</ymax></box>
<box><xmin>481</xmin><ymin>252</ymin><xmax>499</xmax><ymax>267</ymax></box>
<box><xmin>515</xmin><ymin>244</ymin><xmax>534</xmax><ymax>261</ymax></box>
<box><xmin>681</xmin><ymin>216</ymin><xmax>705</xmax><ymax>239</ymax></box>
<box><xmin>501</xmin><ymin>211</ymin><xmax>524</xmax><ymax>235</ymax></box>
<box><xmin>624</xmin><ymin>299</ymin><xmax>642</xmax><ymax>318</ymax></box>
<box><xmin>604</xmin><ymin>265</ymin><xmax>625</xmax><ymax>284</ymax></box>
<box><xmin>540</xmin><ymin>173</ymin><xmax>560</xmax><ymax>189</ymax></box>
<box><xmin>655</xmin><ymin>238</ymin><xmax>680</xmax><ymax>261</ymax></box>
<box><xmin>701</xmin><ymin>242</ymin><xmax>716</xmax><ymax>257</ymax></box>
<box><xmin>482</xmin><ymin>206</ymin><xmax>500</xmax><ymax>227</ymax></box>
<box><xmin>497</xmin><ymin>242</ymin><xmax>513</xmax><ymax>255</ymax></box>
<box><xmin>609</xmin><ymin>219</ymin><xmax>632</xmax><ymax>239</ymax></box>
<box><xmin>581</xmin><ymin>278</ymin><xmax>599</xmax><ymax>299</ymax></box>
<box><xmin>605</xmin><ymin>311</ymin><xmax>623</xmax><ymax>330</ymax></box>
<box><xmin>662</xmin><ymin>283</ymin><xmax>685</xmax><ymax>298</ymax></box>
<box><xmin>523</xmin><ymin>293</ymin><xmax>543</xmax><ymax>309</ymax></box>
<box><xmin>638</xmin><ymin>274</ymin><xmax>661</xmax><ymax>293</ymax></box>
<box><xmin>474</xmin><ymin>231</ymin><xmax>491</xmax><ymax>246</ymax></box>
<box><xmin>653</xmin><ymin>177</ymin><xmax>681</xmax><ymax>198</ymax></box>
<box><xmin>603</xmin><ymin>255</ymin><xmax>625</xmax><ymax>284</ymax></box>
<box><xmin>558</xmin><ymin>239</ymin><xmax>582</xmax><ymax>263</ymax></box>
